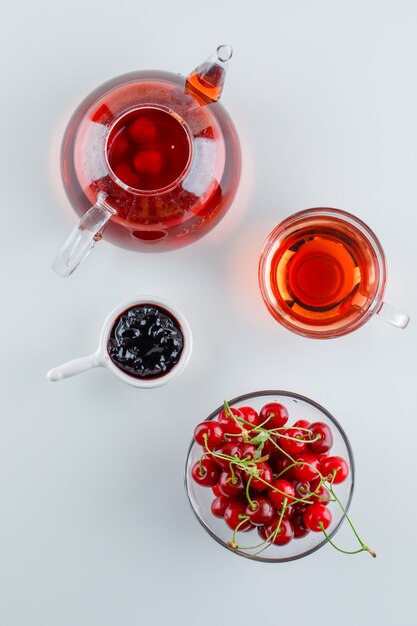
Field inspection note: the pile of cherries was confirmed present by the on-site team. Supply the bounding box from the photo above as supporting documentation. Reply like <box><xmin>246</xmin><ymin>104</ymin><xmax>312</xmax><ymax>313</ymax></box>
<box><xmin>191</xmin><ymin>401</ymin><xmax>374</xmax><ymax>557</ymax></box>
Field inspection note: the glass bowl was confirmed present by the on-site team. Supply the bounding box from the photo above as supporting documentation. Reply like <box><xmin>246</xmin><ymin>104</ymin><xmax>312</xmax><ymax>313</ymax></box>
<box><xmin>185</xmin><ymin>390</ymin><xmax>354</xmax><ymax>562</ymax></box>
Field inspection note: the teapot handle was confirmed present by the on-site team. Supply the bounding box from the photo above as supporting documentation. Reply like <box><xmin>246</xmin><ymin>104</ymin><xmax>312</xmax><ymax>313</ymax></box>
<box><xmin>52</xmin><ymin>192</ymin><xmax>115</xmax><ymax>277</ymax></box>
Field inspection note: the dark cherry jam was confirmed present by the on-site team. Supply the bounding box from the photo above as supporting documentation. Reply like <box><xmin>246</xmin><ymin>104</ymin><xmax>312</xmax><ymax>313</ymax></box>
<box><xmin>107</xmin><ymin>304</ymin><xmax>184</xmax><ymax>379</ymax></box>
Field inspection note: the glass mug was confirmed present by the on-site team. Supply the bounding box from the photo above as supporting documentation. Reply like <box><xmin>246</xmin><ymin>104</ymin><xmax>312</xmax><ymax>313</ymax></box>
<box><xmin>53</xmin><ymin>46</ymin><xmax>241</xmax><ymax>276</ymax></box>
<box><xmin>258</xmin><ymin>208</ymin><xmax>410</xmax><ymax>339</ymax></box>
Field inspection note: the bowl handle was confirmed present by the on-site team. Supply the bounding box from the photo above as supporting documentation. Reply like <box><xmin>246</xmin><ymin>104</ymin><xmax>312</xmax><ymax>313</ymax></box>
<box><xmin>47</xmin><ymin>352</ymin><xmax>103</xmax><ymax>382</ymax></box>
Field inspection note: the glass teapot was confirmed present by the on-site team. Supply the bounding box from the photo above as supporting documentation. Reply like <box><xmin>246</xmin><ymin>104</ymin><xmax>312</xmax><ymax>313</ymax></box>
<box><xmin>53</xmin><ymin>45</ymin><xmax>241</xmax><ymax>276</ymax></box>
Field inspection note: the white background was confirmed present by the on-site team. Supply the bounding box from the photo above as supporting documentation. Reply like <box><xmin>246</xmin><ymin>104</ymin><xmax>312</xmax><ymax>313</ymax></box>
<box><xmin>1</xmin><ymin>1</ymin><xmax>416</xmax><ymax>624</ymax></box>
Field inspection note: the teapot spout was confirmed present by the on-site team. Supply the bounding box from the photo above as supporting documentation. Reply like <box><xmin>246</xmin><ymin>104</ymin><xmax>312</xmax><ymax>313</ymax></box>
<box><xmin>186</xmin><ymin>45</ymin><xmax>233</xmax><ymax>104</ymax></box>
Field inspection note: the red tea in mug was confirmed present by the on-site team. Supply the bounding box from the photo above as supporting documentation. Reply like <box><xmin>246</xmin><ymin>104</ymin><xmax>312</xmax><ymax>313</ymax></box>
<box><xmin>259</xmin><ymin>209</ymin><xmax>388</xmax><ymax>338</ymax></box>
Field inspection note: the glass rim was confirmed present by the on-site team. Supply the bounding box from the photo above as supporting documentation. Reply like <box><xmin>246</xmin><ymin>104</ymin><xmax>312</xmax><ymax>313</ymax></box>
<box><xmin>184</xmin><ymin>390</ymin><xmax>355</xmax><ymax>563</ymax></box>
<box><xmin>258</xmin><ymin>207</ymin><xmax>388</xmax><ymax>339</ymax></box>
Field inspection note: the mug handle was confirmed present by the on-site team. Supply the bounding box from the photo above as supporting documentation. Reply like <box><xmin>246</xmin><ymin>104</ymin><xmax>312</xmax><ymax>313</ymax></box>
<box><xmin>52</xmin><ymin>192</ymin><xmax>116</xmax><ymax>277</ymax></box>
<box><xmin>376</xmin><ymin>302</ymin><xmax>410</xmax><ymax>329</ymax></box>
<box><xmin>47</xmin><ymin>352</ymin><xmax>103</xmax><ymax>382</ymax></box>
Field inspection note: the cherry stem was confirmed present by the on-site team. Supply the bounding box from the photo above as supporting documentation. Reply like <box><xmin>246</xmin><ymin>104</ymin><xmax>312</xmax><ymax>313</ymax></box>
<box><xmin>257</xmin><ymin>417</ymin><xmax>276</xmax><ymax>429</ymax></box>
<box><xmin>232</xmin><ymin>521</ymin><xmax>283</xmax><ymax>554</ymax></box>
<box><xmin>299</xmin><ymin>485</ymin><xmax>334</xmax><ymax>504</ymax></box>
<box><xmin>252</xmin><ymin>430</ymin><xmax>297</xmax><ymax>463</ymax></box>
<box><xmin>229</xmin><ymin>463</ymin><xmax>237</xmax><ymax>484</ymax></box>
<box><xmin>233</xmin><ymin>462</ymin><xmax>305</xmax><ymax>504</ymax></box>
<box><xmin>245</xmin><ymin>475</ymin><xmax>255</xmax><ymax>509</ymax></box>
<box><xmin>198</xmin><ymin>457</ymin><xmax>204</xmax><ymax>476</ymax></box>
<box><xmin>232</xmin><ymin>538</ymin><xmax>271</xmax><ymax>551</ymax></box>
<box><xmin>202</xmin><ymin>439</ymin><xmax>313</xmax><ymax>505</ymax></box>
<box><xmin>326</xmin><ymin>482</ymin><xmax>370</xmax><ymax>549</ymax></box>
<box><xmin>278</xmin><ymin>498</ymin><xmax>288</xmax><ymax>526</ymax></box>
<box><xmin>275</xmin><ymin>461</ymin><xmax>299</xmax><ymax>478</ymax></box>
<box><xmin>231</xmin><ymin>515</ymin><xmax>250</xmax><ymax>545</ymax></box>
<box><xmin>252</xmin><ymin>500</ymin><xmax>287</xmax><ymax>557</ymax></box>
<box><xmin>275</xmin><ymin>433</ymin><xmax>321</xmax><ymax>444</ymax></box>
<box><xmin>319</xmin><ymin>524</ymin><xmax>376</xmax><ymax>558</ymax></box>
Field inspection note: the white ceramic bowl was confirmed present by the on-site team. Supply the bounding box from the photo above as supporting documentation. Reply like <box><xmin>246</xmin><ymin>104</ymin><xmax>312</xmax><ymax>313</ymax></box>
<box><xmin>47</xmin><ymin>296</ymin><xmax>192</xmax><ymax>388</ymax></box>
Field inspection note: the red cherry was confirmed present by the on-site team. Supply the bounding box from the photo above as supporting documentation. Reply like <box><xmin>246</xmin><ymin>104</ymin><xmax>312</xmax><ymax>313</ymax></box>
<box><xmin>257</xmin><ymin>525</ymin><xmax>268</xmax><ymax>541</ymax></box>
<box><xmin>128</xmin><ymin>117</ymin><xmax>157</xmax><ymax>143</ymax></box>
<box><xmin>211</xmin><ymin>495</ymin><xmax>231</xmax><ymax>518</ymax></box>
<box><xmin>303</xmin><ymin>503</ymin><xmax>332</xmax><ymax>532</ymax></box>
<box><xmin>191</xmin><ymin>459</ymin><xmax>220</xmax><ymax>487</ymax></box>
<box><xmin>218</xmin><ymin>407</ymin><xmax>243</xmax><ymax>425</ymax></box>
<box><xmin>276</xmin><ymin>504</ymin><xmax>295</xmax><ymax>519</ymax></box>
<box><xmin>109</xmin><ymin>133</ymin><xmax>129</xmax><ymax>162</ymax></box>
<box><xmin>222</xmin><ymin>443</ymin><xmax>243</xmax><ymax>460</ymax></box>
<box><xmin>245</xmin><ymin>497</ymin><xmax>275</xmax><ymax>526</ymax></box>
<box><xmin>217</xmin><ymin>408</ymin><xmax>245</xmax><ymax>441</ymax></box>
<box><xmin>267</xmin><ymin>479</ymin><xmax>295</xmax><ymax>509</ymax></box>
<box><xmin>309</xmin><ymin>476</ymin><xmax>321</xmax><ymax>492</ymax></box>
<box><xmin>293</xmin><ymin>419</ymin><xmax>311</xmax><ymax>430</ymax></box>
<box><xmin>239</xmin><ymin>444</ymin><xmax>257</xmax><ymax>462</ymax></box>
<box><xmin>278</xmin><ymin>428</ymin><xmax>306</xmax><ymax>455</ymax></box>
<box><xmin>194</xmin><ymin>421</ymin><xmax>224</xmax><ymax>448</ymax></box>
<box><xmin>133</xmin><ymin>149</ymin><xmax>162</xmax><ymax>175</ymax></box>
<box><xmin>212</xmin><ymin>442</ymin><xmax>241</xmax><ymax>469</ymax></box>
<box><xmin>270</xmin><ymin>454</ymin><xmax>295</xmax><ymax>479</ymax></box>
<box><xmin>320</xmin><ymin>456</ymin><xmax>349</xmax><ymax>484</ymax></box>
<box><xmin>292</xmin><ymin>453</ymin><xmax>320</xmax><ymax>482</ymax></box>
<box><xmin>212</xmin><ymin>484</ymin><xmax>222</xmax><ymax>497</ymax></box>
<box><xmin>238</xmin><ymin>406</ymin><xmax>260</xmax><ymax>429</ymax></box>
<box><xmin>247</xmin><ymin>462</ymin><xmax>273</xmax><ymax>491</ymax></box>
<box><xmin>114</xmin><ymin>163</ymin><xmax>141</xmax><ymax>188</ymax></box>
<box><xmin>224</xmin><ymin>502</ymin><xmax>253</xmax><ymax>532</ymax></box>
<box><xmin>310</xmin><ymin>485</ymin><xmax>331</xmax><ymax>506</ymax></box>
<box><xmin>262</xmin><ymin>519</ymin><xmax>294</xmax><ymax>545</ymax></box>
<box><xmin>308</xmin><ymin>422</ymin><xmax>334</xmax><ymax>454</ymax></box>
<box><xmin>262</xmin><ymin>435</ymin><xmax>280</xmax><ymax>456</ymax></box>
<box><xmin>218</xmin><ymin>470</ymin><xmax>245</xmax><ymax>497</ymax></box>
<box><xmin>292</xmin><ymin>480</ymin><xmax>310</xmax><ymax>500</ymax></box>
<box><xmin>259</xmin><ymin>402</ymin><xmax>289</xmax><ymax>429</ymax></box>
<box><xmin>292</xmin><ymin>509</ymin><xmax>310</xmax><ymax>539</ymax></box>
<box><xmin>224</xmin><ymin>432</ymin><xmax>245</xmax><ymax>444</ymax></box>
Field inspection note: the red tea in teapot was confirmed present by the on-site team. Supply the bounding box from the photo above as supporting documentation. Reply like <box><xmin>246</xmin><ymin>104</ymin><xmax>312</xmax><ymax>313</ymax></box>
<box><xmin>186</xmin><ymin>63</ymin><xmax>225</xmax><ymax>104</ymax></box>
<box><xmin>107</xmin><ymin>107</ymin><xmax>191</xmax><ymax>192</ymax></box>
